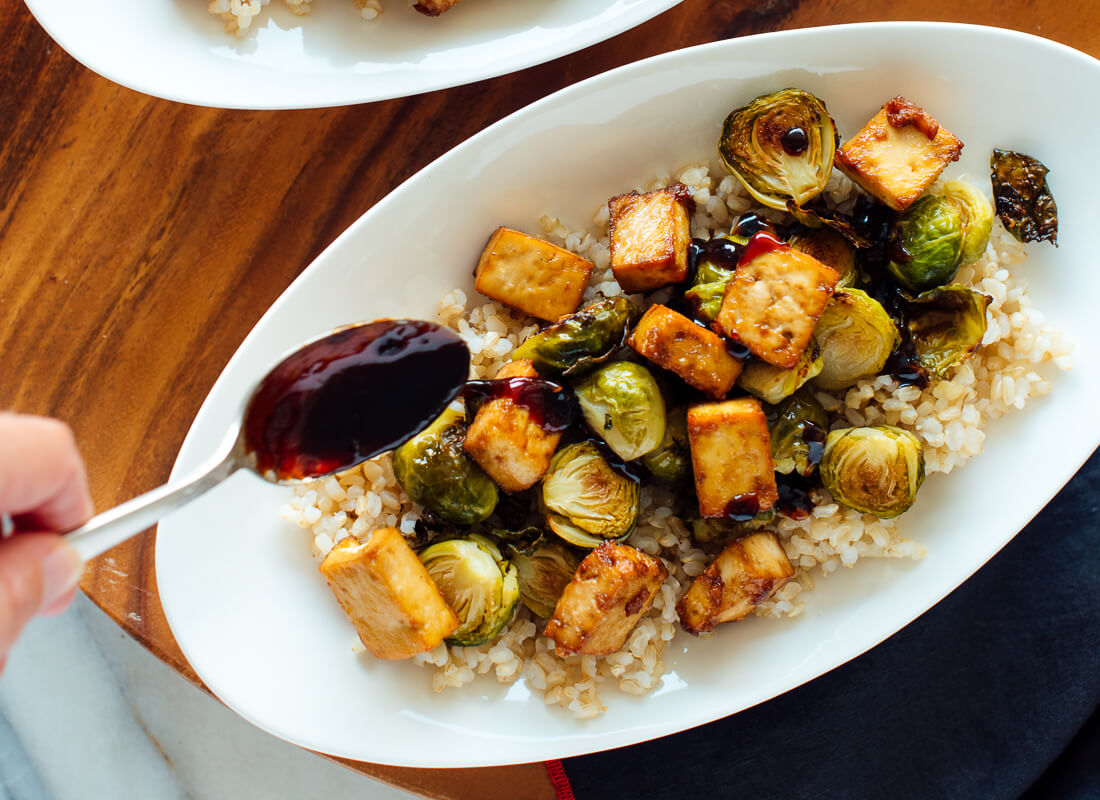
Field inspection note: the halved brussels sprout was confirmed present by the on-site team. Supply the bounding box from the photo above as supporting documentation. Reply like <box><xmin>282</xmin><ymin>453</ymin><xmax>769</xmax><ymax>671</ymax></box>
<box><xmin>574</xmin><ymin>362</ymin><xmax>666</xmax><ymax>461</ymax></box>
<box><xmin>419</xmin><ymin>535</ymin><xmax>519</xmax><ymax>646</ymax></box>
<box><xmin>393</xmin><ymin>407</ymin><xmax>498</xmax><ymax>525</ymax></box>
<box><xmin>740</xmin><ymin>344</ymin><xmax>824</xmax><ymax>405</ymax></box>
<box><xmin>718</xmin><ymin>88</ymin><xmax>838</xmax><ymax>211</ymax></box>
<box><xmin>941</xmin><ymin>180</ymin><xmax>994</xmax><ymax>264</ymax></box>
<box><xmin>887</xmin><ymin>195</ymin><xmax>964</xmax><ymax>293</ymax></box>
<box><xmin>788</xmin><ymin>228</ymin><xmax>859</xmax><ymax>287</ymax></box>
<box><xmin>903</xmin><ymin>285</ymin><xmax>991</xmax><ymax>379</ymax></box>
<box><xmin>768</xmin><ymin>389</ymin><xmax>828</xmax><ymax>477</ymax></box>
<box><xmin>684</xmin><ymin>255</ymin><xmax>735</xmax><ymax>324</ymax></box>
<box><xmin>541</xmin><ymin>442</ymin><xmax>640</xmax><ymax>548</ymax></box>
<box><xmin>640</xmin><ymin>407</ymin><xmax>691</xmax><ymax>486</ymax></box>
<box><xmin>512</xmin><ymin>297</ymin><xmax>640</xmax><ymax>377</ymax></box>
<box><xmin>812</xmin><ymin>289</ymin><xmax>900</xmax><ymax>391</ymax></box>
<box><xmin>990</xmin><ymin>149</ymin><xmax>1058</xmax><ymax>245</ymax></box>
<box><xmin>505</xmin><ymin>538</ymin><xmax>582</xmax><ymax>619</ymax></box>
<box><xmin>820</xmin><ymin>426</ymin><xmax>925</xmax><ymax>518</ymax></box>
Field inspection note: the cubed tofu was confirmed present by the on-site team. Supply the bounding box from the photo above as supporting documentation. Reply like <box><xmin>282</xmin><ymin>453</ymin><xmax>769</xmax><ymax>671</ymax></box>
<box><xmin>628</xmin><ymin>304</ymin><xmax>742</xmax><ymax>399</ymax></box>
<box><xmin>836</xmin><ymin>96</ymin><xmax>964</xmax><ymax>212</ymax></box>
<box><xmin>544</xmin><ymin>541</ymin><xmax>668</xmax><ymax>657</ymax></box>
<box><xmin>463</xmin><ymin>359</ymin><xmax>563</xmax><ymax>492</ymax></box>
<box><xmin>687</xmin><ymin>398</ymin><xmax>777</xmax><ymax>519</ymax></box>
<box><xmin>474</xmin><ymin>227</ymin><xmax>593</xmax><ymax>322</ymax></box>
<box><xmin>319</xmin><ymin>528</ymin><xmax>459</xmax><ymax>660</ymax></box>
<box><xmin>713</xmin><ymin>245</ymin><xmax>838</xmax><ymax>369</ymax></box>
<box><xmin>412</xmin><ymin>0</ymin><xmax>462</xmax><ymax>15</ymax></box>
<box><xmin>677</xmin><ymin>532</ymin><xmax>794</xmax><ymax>634</ymax></box>
<box><xmin>608</xmin><ymin>184</ymin><xmax>693</xmax><ymax>293</ymax></box>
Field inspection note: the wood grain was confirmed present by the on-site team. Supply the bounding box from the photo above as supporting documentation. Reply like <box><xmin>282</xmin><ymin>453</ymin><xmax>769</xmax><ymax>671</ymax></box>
<box><xmin>2</xmin><ymin>0</ymin><xmax>1095</xmax><ymax>797</ymax></box>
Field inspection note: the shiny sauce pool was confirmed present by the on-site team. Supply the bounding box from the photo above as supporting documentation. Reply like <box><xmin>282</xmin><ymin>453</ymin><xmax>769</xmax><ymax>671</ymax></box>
<box><xmin>243</xmin><ymin>320</ymin><xmax>469</xmax><ymax>482</ymax></box>
<box><xmin>461</xmin><ymin>377</ymin><xmax>574</xmax><ymax>432</ymax></box>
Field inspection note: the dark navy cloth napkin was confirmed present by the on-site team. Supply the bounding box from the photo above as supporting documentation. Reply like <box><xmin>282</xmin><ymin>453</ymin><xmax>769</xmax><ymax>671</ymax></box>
<box><xmin>560</xmin><ymin>449</ymin><xmax>1100</xmax><ymax>800</ymax></box>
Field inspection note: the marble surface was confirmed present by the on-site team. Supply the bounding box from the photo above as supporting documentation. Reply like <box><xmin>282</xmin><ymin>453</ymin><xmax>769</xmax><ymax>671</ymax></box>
<box><xmin>0</xmin><ymin>595</ymin><xmax>419</xmax><ymax>800</ymax></box>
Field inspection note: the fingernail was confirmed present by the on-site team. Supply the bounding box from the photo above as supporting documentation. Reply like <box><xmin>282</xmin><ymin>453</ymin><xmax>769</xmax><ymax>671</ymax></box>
<box><xmin>41</xmin><ymin>541</ymin><xmax>84</xmax><ymax>611</ymax></box>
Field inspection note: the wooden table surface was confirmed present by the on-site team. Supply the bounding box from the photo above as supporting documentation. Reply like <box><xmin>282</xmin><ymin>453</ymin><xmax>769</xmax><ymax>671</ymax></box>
<box><xmin>3</xmin><ymin>0</ymin><xmax>1096</xmax><ymax>797</ymax></box>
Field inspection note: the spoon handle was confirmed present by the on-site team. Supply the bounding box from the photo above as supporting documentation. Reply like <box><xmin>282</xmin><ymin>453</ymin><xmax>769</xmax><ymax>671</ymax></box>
<box><xmin>65</xmin><ymin>440</ymin><xmax>242</xmax><ymax>561</ymax></box>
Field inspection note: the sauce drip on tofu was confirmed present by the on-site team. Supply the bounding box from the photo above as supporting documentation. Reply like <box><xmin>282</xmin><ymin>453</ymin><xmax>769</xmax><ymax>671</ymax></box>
<box><xmin>461</xmin><ymin>377</ymin><xmax>574</xmax><ymax>433</ymax></box>
<box><xmin>780</xmin><ymin>126</ymin><xmax>809</xmax><ymax>156</ymax></box>
<box><xmin>244</xmin><ymin>320</ymin><xmax>469</xmax><ymax>482</ymax></box>
<box><xmin>738</xmin><ymin>231</ymin><xmax>787</xmax><ymax>266</ymax></box>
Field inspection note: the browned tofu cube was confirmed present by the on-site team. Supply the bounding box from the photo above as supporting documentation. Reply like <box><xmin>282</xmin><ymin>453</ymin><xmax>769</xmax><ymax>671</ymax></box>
<box><xmin>677</xmin><ymin>532</ymin><xmax>794</xmax><ymax>634</ymax></box>
<box><xmin>713</xmin><ymin>245</ymin><xmax>838</xmax><ymax>369</ymax></box>
<box><xmin>412</xmin><ymin>0</ymin><xmax>462</xmax><ymax>15</ymax></box>
<box><xmin>836</xmin><ymin>96</ymin><xmax>964</xmax><ymax>212</ymax></box>
<box><xmin>543</xmin><ymin>542</ymin><xmax>668</xmax><ymax>657</ymax></box>
<box><xmin>474</xmin><ymin>227</ymin><xmax>593</xmax><ymax>322</ymax></box>
<box><xmin>608</xmin><ymin>184</ymin><xmax>692</xmax><ymax>293</ymax></box>
<box><xmin>319</xmin><ymin>528</ymin><xmax>459</xmax><ymax>660</ymax></box>
<box><xmin>628</xmin><ymin>304</ymin><xmax>742</xmax><ymax>399</ymax></box>
<box><xmin>687</xmin><ymin>398</ymin><xmax>777</xmax><ymax>519</ymax></box>
<box><xmin>463</xmin><ymin>359</ymin><xmax>562</xmax><ymax>492</ymax></box>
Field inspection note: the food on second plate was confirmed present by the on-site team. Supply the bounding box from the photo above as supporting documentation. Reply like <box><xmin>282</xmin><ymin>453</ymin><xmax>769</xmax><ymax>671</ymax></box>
<box><xmin>990</xmin><ymin>149</ymin><xmax>1059</xmax><ymax>245</ymax></box>
<box><xmin>284</xmin><ymin>85</ymin><xmax>1071</xmax><ymax>719</ymax></box>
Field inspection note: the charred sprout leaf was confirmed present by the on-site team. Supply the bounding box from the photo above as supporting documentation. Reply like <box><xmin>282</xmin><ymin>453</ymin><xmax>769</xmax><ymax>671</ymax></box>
<box><xmin>785</xmin><ymin>201</ymin><xmax>872</xmax><ymax>249</ymax></box>
<box><xmin>991</xmin><ymin>149</ymin><xmax>1058</xmax><ymax>245</ymax></box>
<box><xmin>690</xmin><ymin>511</ymin><xmax>776</xmax><ymax>544</ymax></box>
<box><xmin>887</xmin><ymin>195</ymin><xmax>965</xmax><ymax>292</ymax></box>
<box><xmin>903</xmin><ymin>285</ymin><xmax>991</xmax><ymax>379</ymax></box>
<box><xmin>574</xmin><ymin>361</ymin><xmax>666</xmax><ymax>461</ymax></box>
<box><xmin>812</xmin><ymin>289</ymin><xmax>900</xmax><ymax>391</ymax></box>
<box><xmin>941</xmin><ymin>180</ymin><xmax>994</xmax><ymax>264</ymax></box>
<box><xmin>393</xmin><ymin>408</ymin><xmax>497</xmax><ymax>525</ymax></box>
<box><xmin>788</xmin><ymin>228</ymin><xmax>859</xmax><ymax>288</ymax></box>
<box><xmin>505</xmin><ymin>539</ymin><xmax>582</xmax><ymax>618</ymax></box>
<box><xmin>685</xmin><ymin>259</ymin><xmax>735</xmax><ymax>324</ymax></box>
<box><xmin>768</xmin><ymin>389</ymin><xmax>829</xmax><ymax>477</ymax></box>
<box><xmin>512</xmin><ymin>297</ymin><xmax>640</xmax><ymax>377</ymax></box>
<box><xmin>740</xmin><ymin>343</ymin><xmax>824</xmax><ymax>405</ymax></box>
<box><xmin>419</xmin><ymin>535</ymin><xmax>519</xmax><ymax>646</ymax></box>
<box><xmin>541</xmin><ymin>442</ymin><xmax>639</xmax><ymax>548</ymax></box>
<box><xmin>488</xmin><ymin>525</ymin><xmax>545</xmax><ymax>554</ymax></box>
<box><xmin>820</xmin><ymin>426</ymin><xmax>925</xmax><ymax>518</ymax></box>
<box><xmin>640</xmin><ymin>407</ymin><xmax>691</xmax><ymax>486</ymax></box>
<box><xmin>719</xmin><ymin>88</ymin><xmax>839</xmax><ymax>211</ymax></box>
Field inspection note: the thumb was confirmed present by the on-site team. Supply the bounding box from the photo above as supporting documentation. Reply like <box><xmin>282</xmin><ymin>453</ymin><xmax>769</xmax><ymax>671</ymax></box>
<box><xmin>0</xmin><ymin>534</ymin><xmax>84</xmax><ymax>659</ymax></box>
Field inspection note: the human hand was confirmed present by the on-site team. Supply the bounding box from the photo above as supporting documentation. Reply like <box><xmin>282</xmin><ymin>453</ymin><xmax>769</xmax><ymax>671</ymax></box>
<box><xmin>0</xmin><ymin>414</ymin><xmax>91</xmax><ymax>670</ymax></box>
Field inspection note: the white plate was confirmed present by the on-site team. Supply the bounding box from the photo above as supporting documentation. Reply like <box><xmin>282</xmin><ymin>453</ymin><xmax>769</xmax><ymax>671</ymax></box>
<box><xmin>25</xmin><ymin>0</ymin><xmax>683</xmax><ymax>109</ymax></box>
<box><xmin>156</xmin><ymin>23</ymin><xmax>1100</xmax><ymax>766</ymax></box>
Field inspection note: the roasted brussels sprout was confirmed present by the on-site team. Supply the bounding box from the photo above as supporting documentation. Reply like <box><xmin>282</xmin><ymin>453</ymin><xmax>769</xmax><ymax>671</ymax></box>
<box><xmin>768</xmin><ymin>389</ymin><xmax>828</xmax><ymax>477</ymax></box>
<box><xmin>990</xmin><ymin>149</ymin><xmax>1058</xmax><ymax>245</ymax></box>
<box><xmin>820</xmin><ymin>426</ymin><xmax>925</xmax><ymax>518</ymax></box>
<box><xmin>506</xmin><ymin>538</ymin><xmax>582</xmax><ymax>618</ymax></box>
<box><xmin>684</xmin><ymin>259</ymin><xmax>735</xmax><ymax>324</ymax></box>
<box><xmin>812</xmin><ymin>289</ymin><xmax>900</xmax><ymax>391</ymax></box>
<box><xmin>903</xmin><ymin>285</ymin><xmax>991</xmax><ymax>379</ymax></box>
<box><xmin>574</xmin><ymin>362</ymin><xmax>666</xmax><ymax>461</ymax></box>
<box><xmin>640</xmin><ymin>407</ymin><xmax>691</xmax><ymax>486</ymax></box>
<box><xmin>512</xmin><ymin>297</ymin><xmax>640</xmax><ymax>377</ymax></box>
<box><xmin>941</xmin><ymin>180</ymin><xmax>994</xmax><ymax>264</ymax></box>
<box><xmin>393</xmin><ymin>407</ymin><xmax>498</xmax><ymax>525</ymax></box>
<box><xmin>690</xmin><ymin>510</ymin><xmax>776</xmax><ymax>544</ymax></box>
<box><xmin>788</xmin><ymin>228</ymin><xmax>859</xmax><ymax>287</ymax></box>
<box><xmin>887</xmin><ymin>195</ymin><xmax>965</xmax><ymax>292</ymax></box>
<box><xmin>419</xmin><ymin>535</ymin><xmax>519</xmax><ymax>646</ymax></box>
<box><xmin>719</xmin><ymin>88</ymin><xmax>839</xmax><ymax>211</ymax></box>
<box><xmin>541</xmin><ymin>442</ymin><xmax>640</xmax><ymax>548</ymax></box>
<box><xmin>739</xmin><ymin>344</ymin><xmax>823</xmax><ymax>405</ymax></box>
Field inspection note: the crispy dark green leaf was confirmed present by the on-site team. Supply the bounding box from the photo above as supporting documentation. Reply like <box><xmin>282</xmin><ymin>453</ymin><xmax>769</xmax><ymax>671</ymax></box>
<box><xmin>990</xmin><ymin>149</ymin><xmax>1058</xmax><ymax>245</ymax></box>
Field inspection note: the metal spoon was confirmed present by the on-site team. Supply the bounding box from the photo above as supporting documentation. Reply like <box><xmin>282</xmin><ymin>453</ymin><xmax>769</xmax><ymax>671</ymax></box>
<box><xmin>61</xmin><ymin>319</ymin><xmax>469</xmax><ymax>561</ymax></box>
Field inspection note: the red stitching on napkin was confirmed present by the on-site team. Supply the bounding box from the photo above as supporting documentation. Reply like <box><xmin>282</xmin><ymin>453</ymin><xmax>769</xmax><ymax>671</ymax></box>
<box><xmin>545</xmin><ymin>759</ymin><xmax>576</xmax><ymax>800</ymax></box>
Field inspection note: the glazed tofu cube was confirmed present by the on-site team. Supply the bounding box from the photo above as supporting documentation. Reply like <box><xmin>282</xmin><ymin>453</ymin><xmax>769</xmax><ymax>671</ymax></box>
<box><xmin>319</xmin><ymin>528</ymin><xmax>459</xmax><ymax>660</ymax></box>
<box><xmin>463</xmin><ymin>359</ymin><xmax>562</xmax><ymax>492</ymax></box>
<box><xmin>544</xmin><ymin>542</ymin><xmax>668</xmax><ymax>657</ymax></box>
<box><xmin>687</xmin><ymin>398</ymin><xmax>777</xmax><ymax>519</ymax></box>
<box><xmin>836</xmin><ymin>96</ymin><xmax>964</xmax><ymax>212</ymax></box>
<box><xmin>677</xmin><ymin>532</ymin><xmax>794</xmax><ymax>634</ymax></box>
<box><xmin>608</xmin><ymin>184</ymin><xmax>693</xmax><ymax>293</ymax></box>
<box><xmin>474</xmin><ymin>227</ymin><xmax>593</xmax><ymax>322</ymax></box>
<box><xmin>713</xmin><ymin>246</ymin><xmax>838</xmax><ymax>369</ymax></box>
<box><xmin>628</xmin><ymin>304</ymin><xmax>742</xmax><ymax>399</ymax></box>
<box><xmin>412</xmin><ymin>0</ymin><xmax>462</xmax><ymax>15</ymax></box>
